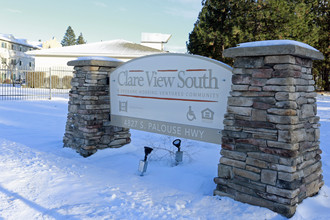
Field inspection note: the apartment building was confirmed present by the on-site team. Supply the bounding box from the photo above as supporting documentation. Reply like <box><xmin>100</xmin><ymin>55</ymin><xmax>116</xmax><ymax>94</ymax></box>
<box><xmin>0</xmin><ymin>33</ymin><xmax>38</xmax><ymax>70</ymax></box>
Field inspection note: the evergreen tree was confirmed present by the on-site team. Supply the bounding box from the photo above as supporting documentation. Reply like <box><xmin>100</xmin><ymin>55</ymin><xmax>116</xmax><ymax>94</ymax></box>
<box><xmin>187</xmin><ymin>0</ymin><xmax>329</xmax><ymax>90</ymax></box>
<box><xmin>76</xmin><ymin>33</ymin><xmax>86</xmax><ymax>45</ymax></box>
<box><xmin>61</xmin><ymin>26</ymin><xmax>76</xmax><ymax>46</ymax></box>
<box><xmin>188</xmin><ymin>0</ymin><xmax>235</xmax><ymax>65</ymax></box>
<box><xmin>313</xmin><ymin>0</ymin><xmax>329</xmax><ymax>91</ymax></box>
<box><xmin>187</xmin><ymin>0</ymin><xmax>256</xmax><ymax>65</ymax></box>
<box><xmin>252</xmin><ymin>0</ymin><xmax>319</xmax><ymax>45</ymax></box>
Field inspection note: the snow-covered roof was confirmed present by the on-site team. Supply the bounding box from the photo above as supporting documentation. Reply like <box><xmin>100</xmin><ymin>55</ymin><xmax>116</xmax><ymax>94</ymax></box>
<box><xmin>141</xmin><ymin>33</ymin><xmax>172</xmax><ymax>43</ymax></box>
<box><xmin>0</xmin><ymin>33</ymin><xmax>38</xmax><ymax>49</ymax></box>
<box><xmin>27</xmin><ymin>39</ymin><xmax>165</xmax><ymax>58</ymax></box>
<box><xmin>28</xmin><ymin>41</ymin><xmax>43</xmax><ymax>49</ymax></box>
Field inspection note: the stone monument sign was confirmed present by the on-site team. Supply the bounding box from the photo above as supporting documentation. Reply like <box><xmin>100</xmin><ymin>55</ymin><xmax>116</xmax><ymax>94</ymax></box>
<box><xmin>63</xmin><ymin>40</ymin><xmax>324</xmax><ymax>218</ymax></box>
<box><xmin>109</xmin><ymin>53</ymin><xmax>232</xmax><ymax>144</ymax></box>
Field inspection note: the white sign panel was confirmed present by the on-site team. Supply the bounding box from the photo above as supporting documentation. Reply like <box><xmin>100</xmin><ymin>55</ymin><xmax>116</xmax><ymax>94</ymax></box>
<box><xmin>110</xmin><ymin>53</ymin><xmax>232</xmax><ymax>144</ymax></box>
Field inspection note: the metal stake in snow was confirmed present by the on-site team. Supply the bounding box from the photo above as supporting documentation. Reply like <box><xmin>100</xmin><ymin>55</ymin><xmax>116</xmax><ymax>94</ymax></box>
<box><xmin>138</xmin><ymin>146</ymin><xmax>153</xmax><ymax>176</ymax></box>
<box><xmin>173</xmin><ymin>139</ymin><xmax>183</xmax><ymax>165</ymax></box>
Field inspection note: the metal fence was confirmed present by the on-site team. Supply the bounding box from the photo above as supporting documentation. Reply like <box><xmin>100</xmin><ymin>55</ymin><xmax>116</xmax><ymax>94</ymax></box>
<box><xmin>0</xmin><ymin>67</ymin><xmax>73</xmax><ymax>100</ymax></box>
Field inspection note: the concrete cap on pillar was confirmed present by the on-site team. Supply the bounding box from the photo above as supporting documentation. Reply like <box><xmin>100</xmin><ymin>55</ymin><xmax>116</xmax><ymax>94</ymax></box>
<box><xmin>67</xmin><ymin>56</ymin><xmax>123</xmax><ymax>67</ymax></box>
<box><xmin>223</xmin><ymin>40</ymin><xmax>324</xmax><ymax>60</ymax></box>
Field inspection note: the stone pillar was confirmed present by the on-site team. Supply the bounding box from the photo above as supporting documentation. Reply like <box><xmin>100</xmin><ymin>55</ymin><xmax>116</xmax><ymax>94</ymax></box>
<box><xmin>63</xmin><ymin>58</ymin><xmax>131</xmax><ymax>157</ymax></box>
<box><xmin>214</xmin><ymin>41</ymin><xmax>324</xmax><ymax>217</ymax></box>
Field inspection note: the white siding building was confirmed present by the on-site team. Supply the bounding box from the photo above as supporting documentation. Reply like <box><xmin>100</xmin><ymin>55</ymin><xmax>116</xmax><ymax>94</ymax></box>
<box><xmin>0</xmin><ymin>34</ymin><xmax>38</xmax><ymax>70</ymax></box>
<box><xmin>141</xmin><ymin>33</ymin><xmax>172</xmax><ymax>51</ymax></box>
<box><xmin>27</xmin><ymin>39</ymin><xmax>166</xmax><ymax>69</ymax></box>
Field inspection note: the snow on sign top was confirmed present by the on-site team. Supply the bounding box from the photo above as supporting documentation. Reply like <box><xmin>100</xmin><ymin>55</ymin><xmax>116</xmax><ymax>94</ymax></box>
<box><xmin>238</xmin><ymin>40</ymin><xmax>319</xmax><ymax>52</ymax></box>
<box><xmin>76</xmin><ymin>56</ymin><xmax>121</xmax><ymax>62</ymax></box>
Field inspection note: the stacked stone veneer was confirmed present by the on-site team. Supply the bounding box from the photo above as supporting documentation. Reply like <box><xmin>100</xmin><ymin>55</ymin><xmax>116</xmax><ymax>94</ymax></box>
<box><xmin>214</xmin><ymin>43</ymin><xmax>324</xmax><ymax>217</ymax></box>
<box><xmin>63</xmin><ymin>58</ymin><xmax>131</xmax><ymax>157</ymax></box>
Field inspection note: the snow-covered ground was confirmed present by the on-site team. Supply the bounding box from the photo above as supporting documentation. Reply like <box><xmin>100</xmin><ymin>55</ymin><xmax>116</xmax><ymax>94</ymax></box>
<box><xmin>0</xmin><ymin>95</ymin><xmax>329</xmax><ymax>220</ymax></box>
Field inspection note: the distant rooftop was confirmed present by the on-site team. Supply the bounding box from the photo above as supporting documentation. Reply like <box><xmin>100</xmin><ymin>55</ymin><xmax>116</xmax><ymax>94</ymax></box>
<box><xmin>27</xmin><ymin>39</ymin><xmax>164</xmax><ymax>58</ymax></box>
<box><xmin>141</xmin><ymin>33</ymin><xmax>172</xmax><ymax>43</ymax></box>
<box><xmin>0</xmin><ymin>33</ymin><xmax>37</xmax><ymax>48</ymax></box>
<box><xmin>141</xmin><ymin>33</ymin><xmax>172</xmax><ymax>51</ymax></box>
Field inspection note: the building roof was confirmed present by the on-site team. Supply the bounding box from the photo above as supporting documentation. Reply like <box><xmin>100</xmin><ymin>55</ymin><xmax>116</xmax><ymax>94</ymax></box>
<box><xmin>27</xmin><ymin>39</ymin><xmax>165</xmax><ymax>58</ymax></box>
<box><xmin>0</xmin><ymin>33</ymin><xmax>38</xmax><ymax>48</ymax></box>
<box><xmin>141</xmin><ymin>33</ymin><xmax>172</xmax><ymax>43</ymax></box>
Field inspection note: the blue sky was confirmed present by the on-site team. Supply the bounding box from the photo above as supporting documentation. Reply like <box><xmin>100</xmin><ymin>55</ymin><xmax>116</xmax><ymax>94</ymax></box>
<box><xmin>0</xmin><ymin>0</ymin><xmax>203</xmax><ymax>52</ymax></box>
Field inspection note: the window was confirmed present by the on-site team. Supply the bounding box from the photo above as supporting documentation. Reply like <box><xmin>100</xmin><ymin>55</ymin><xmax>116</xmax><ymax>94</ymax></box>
<box><xmin>29</xmin><ymin>62</ymin><xmax>32</xmax><ymax>67</ymax></box>
<box><xmin>1</xmin><ymin>42</ymin><xmax>7</xmax><ymax>48</ymax></box>
<box><xmin>19</xmin><ymin>61</ymin><xmax>22</xmax><ymax>66</ymax></box>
